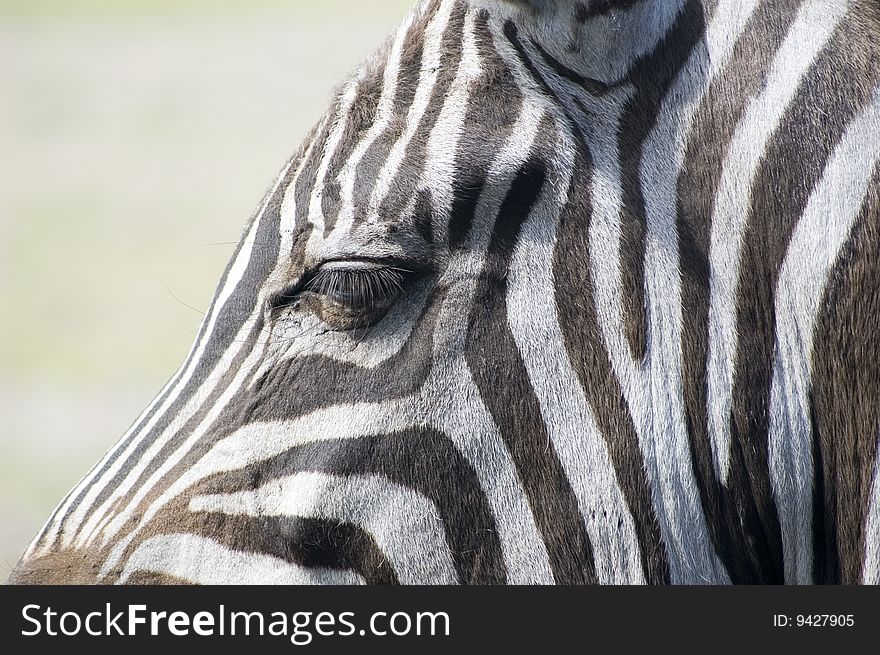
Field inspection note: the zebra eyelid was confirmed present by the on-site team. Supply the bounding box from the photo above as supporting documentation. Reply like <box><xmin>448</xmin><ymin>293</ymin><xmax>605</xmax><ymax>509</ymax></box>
<box><xmin>315</xmin><ymin>255</ymin><xmax>433</xmax><ymax>274</ymax></box>
<box><xmin>267</xmin><ymin>257</ymin><xmax>428</xmax><ymax>313</ymax></box>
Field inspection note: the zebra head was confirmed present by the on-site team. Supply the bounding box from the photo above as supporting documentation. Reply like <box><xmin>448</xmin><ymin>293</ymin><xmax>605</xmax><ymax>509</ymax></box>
<box><xmin>12</xmin><ymin>0</ymin><xmax>880</xmax><ymax>585</ymax></box>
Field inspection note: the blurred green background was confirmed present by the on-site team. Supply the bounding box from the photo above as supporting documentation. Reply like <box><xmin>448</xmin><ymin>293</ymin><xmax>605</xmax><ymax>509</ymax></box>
<box><xmin>0</xmin><ymin>0</ymin><xmax>413</xmax><ymax>582</ymax></box>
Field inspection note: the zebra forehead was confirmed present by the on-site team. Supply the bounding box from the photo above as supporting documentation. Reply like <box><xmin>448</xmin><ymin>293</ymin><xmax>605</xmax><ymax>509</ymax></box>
<box><xmin>282</xmin><ymin>2</ymin><xmax>544</xmax><ymax>243</ymax></box>
<box><xmin>321</xmin><ymin>0</ymin><xmax>688</xmax><ymax>124</ymax></box>
<box><xmin>269</xmin><ymin>0</ymin><xmax>692</xmax><ymax>262</ymax></box>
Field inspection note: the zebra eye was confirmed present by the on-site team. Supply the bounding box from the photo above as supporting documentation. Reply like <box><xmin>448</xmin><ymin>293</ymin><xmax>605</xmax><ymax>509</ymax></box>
<box><xmin>268</xmin><ymin>259</ymin><xmax>421</xmax><ymax>330</ymax></box>
<box><xmin>304</xmin><ymin>262</ymin><xmax>410</xmax><ymax>311</ymax></box>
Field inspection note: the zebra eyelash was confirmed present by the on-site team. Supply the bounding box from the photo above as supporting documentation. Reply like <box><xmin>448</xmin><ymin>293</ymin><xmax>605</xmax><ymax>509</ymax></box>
<box><xmin>303</xmin><ymin>264</ymin><xmax>411</xmax><ymax>311</ymax></box>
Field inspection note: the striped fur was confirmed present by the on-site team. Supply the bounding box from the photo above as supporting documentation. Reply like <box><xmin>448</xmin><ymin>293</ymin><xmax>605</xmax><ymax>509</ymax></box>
<box><xmin>11</xmin><ymin>0</ymin><xmax>880</xmax><ymax>585</ymax></box>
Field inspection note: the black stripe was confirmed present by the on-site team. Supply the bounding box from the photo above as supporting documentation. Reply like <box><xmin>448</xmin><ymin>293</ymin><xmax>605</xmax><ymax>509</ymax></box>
<box><xmin>448</xmin><ymin>10</ymin><xmax>524</xmax><ymax>249</ymax></box>
<box><xmin>103</xmin><ymin>278</ymin><xmax>442</xmax><ymax>545</ymax></box>
<box><xmin>614</xmin><ymin>0</ymin><xmax>706</xmax><ymax>361</ymax></box>
<box><xmin>346</xmin><ymin>0</ymin><xmax>442</xmax><ymax>228</ymax></box>
<box><xmin>54</xmin><ymin>146</ymin><xmax>301</xmax><ymax>548</ymax></box>
<box><xmin>504</xmin><ymin>20</ymin><xmax>668</xmax><ymax>585</ymax></box>
<box><xmin>552</xmin><ymin>155</ymin><xmax>670</xmax><ymax>585</ymax></box>
<box><xmin>677</xmin><ymin>0</ymin><xmax>803</xmax><ymax>584</ymax></box>
<box><xmin>295</xmin><ymin>116</ymin><xmax>335</xmax><ymax>229</ymax></box>
<box><xmin>102</xmin><ymin>313</ymin><xmax>267</xmax><ymax>523</ymax></box>
<box><xmin>413</xmin><ymin>189</ymin><xmax>436</xmax><ymax>245</ymax></box>
<box><xmin>575</xmin><ymin>0</ymin><xmax>643</xmax><ymax>22</ymax></box>
<box><xmin>320</xmin><ymin>60</ymin><xmax>388</xmax><ymax>234</ymax></box>
<box><xmin>810</xmin><ymin>163</ymin><xmax>880</xmax><ymax>584</ymax></box>
<box><xmin>124</xmin><ymin>572</ymin><xmax>189</xmax><ymax>585</ymax></box>
<box><xmin>729</xmin><ymin>10</ymin><xmax>880</xmax><ymax>583</ymax></box>
<box><xmin>374</xmin><ymin>2</ymin><xmax>468</xmax><ymax>226</ymax></box>
<box><xmin>465</xmin><ymin>152</ymin><xmax>598</xmax><ymax>585</ymax></box>
<box><xmin>190</xmin><ymin>430</ymin><xmax>506</xmax><ymax>584</ymax></box>
<box><xmin>529</xmin><ymin>40</ymin><xmax>614</xmax><ymax>96</ymax></box>
<box><xmin>230</xmin><ymin>287</ymin><xmax>442</xmax><ymax>423</ymax></box>
<box><xmin>81</xmin><ymin>159</ymin><xmax>318</xmax><ymax>541</ymax></box>
<box><xmin>70</xmin><ymin>155</ymin><xmax>297</xmax><ymax>533</ymax></box>
<box><xmin>132</xmin><ymin>508</ymin><xmax>398</xmax><ymax>585</ymax></box>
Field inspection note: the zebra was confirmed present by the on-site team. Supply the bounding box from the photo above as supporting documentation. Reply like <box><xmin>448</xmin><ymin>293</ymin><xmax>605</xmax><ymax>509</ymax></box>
<box><xmin>10</xmin><ymin>0</ymin><xmax>880</xmax><ymax>585</ymax></box>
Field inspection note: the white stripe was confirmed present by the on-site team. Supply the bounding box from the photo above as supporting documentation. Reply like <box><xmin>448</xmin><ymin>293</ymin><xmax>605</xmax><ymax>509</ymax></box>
<box><xmin>261</xmin><ymin>12</ymin><xmax>487</xmax><ymax>374</ymax></box>
<box><xmin>863</xmin><ymin>441</ymin><xmax>880</xmax><ymax>584</ymax></box>
<box><xmin>328</xmin><ymin>9</ymin><xmax>417</xmax><ymax>240</ymax></box>
<box><xmin>506</xmin><ymin>133</ymin><xmax>647</xmax><ymax>584</ymax></box>
<box><xmin>492</xmin><ymin>10</ymin><xmax>666</xmax><ymax>584</ymax></box>
<box><xmin>563</xmin><ymin>0</ymin><xmax>687</xmax><ymax>86</ymax></box>
<box><xmin>30</xmin><ymin>290</ymin><xmax>216</xmax><ymax>557</ymax></box>
<box><xmin>48</xmin><ymin>154</ymin><xmax>299</xmax><ymax>554</ymax></box>
<box><xmin>95</xmin><ymin>378</ymin><xmax>551</xmax><ymax>584</ymax></box>
<box><xmin>427</xmin><ymin>95</ymin><xmax>556</xmax><ymax>584</ymax></box>
<box><xmin>483</xmin><ymin>27</ymin><xmax>649</xmax><ymax>581</ymax></box>
<box><xmin>550</xmin><ymin>0</ymin><xmax>760</xmax><ymax>583</ymax></box>
<box><xmin>119</xmin><ymin>533</ymin><xmax>364</xmax><ymax>585</ymax></box>
<box><xmin>93</xmin><ymin>323</ymin><xmax>274</xmax><ymax>567</ymax></box>
<box><xmin>96</xmin><ymin>404</ymin><xmax>406</xmax><ymax>578</ymax></box>
<box><xmin>249</xmin><ymin>276</ymin><xmax>430</xmax><ymax>380</ymax></box>
<box><xmin>769</xmin><ymin>86</ymin><xmax>880</xmax><ymax>584</ymax></box>
<box><xmin>306</xmin><ymin>73</ymin><xmax>366</xmax><ymax>238</ymax></box>
<box><xmin>75</xmin><ymin>130</ymin><xmax>323</xmax><ymax>548</ymax></box>
<box><xmin>707</xmin><ymin>0</ymin><xmax>851</xmax><ymax>483</ymax></box>
<box><xmin>428</xmin><ymin>370</ymin><xmax>555</xmax><ymax>584</ymax></box>
<box><xmin>627</xmin><ymin>0</ymin><xmax>771</xmax><ymax>584</ymax></box>
<box><xmin>420</xmin><ymin>9</ymin><xmax>482</xmax><ymax>245</ymax></box>
<box><xmin>72</xmin><ymin>149</ymin><xmax>312</xmax><ymax>549</ymax></box>
<box><xmin>190</xmin><ymin>471</ymin><xmax>458</xmax><ymax>585</ymax></box>
<box><xmin>366</xmin><ymin>0</ymin><xmax>456</xmax><ymax>222</ymax></box>
<box><xmin>278</xmin><ymin>121</ymin><xmax>325</xmax><ymax>254</ymax></box>
<box><xmin>492</xmin><ymin>0</ymin><xmax>761</xmax><ymax>584</ymax></box>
